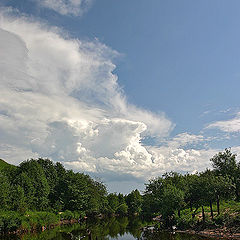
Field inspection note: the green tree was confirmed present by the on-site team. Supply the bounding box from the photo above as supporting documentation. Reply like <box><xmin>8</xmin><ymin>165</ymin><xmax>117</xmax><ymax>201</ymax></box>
<box><xmin>116</xmin><ymin>203</ymin><xmax>128</xmax><ymax>216</ymax></box>
<box><xmin>37</xmin><ymin>158</ymin><xmax>58</xmax><ymax>207</ymax></box>
<box><xmin>160</xmin><ymin>184</ymin><xmax>184</xmax><ymax>226</ymax></box>
<box><xmin>107</xmin><ymin>193</ymin><xmax>119</xmax><ymax>213</ymax></box>
<box><xmin>125</xmin><ymin>189</ymin><xmax>142</xmax><ymax>215</ymax></box>
<box><xmin>18</xmin><ymin>159</ymin><xmax>50</xmax><ymax>210</ymax></box>
<box><xmin>64</xmin><ymin>171</ymin><xmax>89</xmax><ymax>212</ymax></box>
<box><xmin>0</xmin><ymin>171</ymin><xmax>11</xmax><ymax>210</ymax></box>
<box><xmin>211</xmin><ymin>148</ymin><xmax>240</xmax><ymax>200</ymax></box>
<box><xmin>201</xmin><ymin>170</ymin><xmax>233</xmax><ymax>217</ymax></box>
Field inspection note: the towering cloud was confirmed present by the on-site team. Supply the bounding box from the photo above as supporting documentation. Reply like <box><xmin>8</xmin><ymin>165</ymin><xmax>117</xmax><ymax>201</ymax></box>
<box><xmin>0</xmin><ymin>10</ymin><xmax>222</xmax><ymax>192</ymax></box>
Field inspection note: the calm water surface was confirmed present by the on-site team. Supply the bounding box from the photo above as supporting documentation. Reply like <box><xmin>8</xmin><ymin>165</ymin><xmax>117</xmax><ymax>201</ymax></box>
<box><xmin>0</xmin><ymin>217</ymin><xmax>217</xmax><ymax>240</ymax></box>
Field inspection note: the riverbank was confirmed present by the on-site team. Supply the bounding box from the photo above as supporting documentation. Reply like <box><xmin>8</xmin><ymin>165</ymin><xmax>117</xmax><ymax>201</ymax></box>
<box><xmin>0</xmin><ymin>210</ymin><xmax>85</xmax><ymax>235</ymax></box>
<box><xmin>177</xmin><ymin>228</ymin><xmax>240</xmax><ymax>239</ymax></box>
<box><xmin>173</xmin><ymin>200</ymin><xmax>240</xmax><ymax>239</ymax></box>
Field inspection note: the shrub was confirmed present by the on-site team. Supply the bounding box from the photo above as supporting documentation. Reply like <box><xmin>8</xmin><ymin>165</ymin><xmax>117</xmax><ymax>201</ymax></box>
<box><xmin>0</xmin><ymin>211</ymin><xmax>22</xmax><ymax>233</ymax></box>
<box><xmin>60</xmin><ymin>210</ymin><xmax>74</xmax><ymax>220</ymax></box>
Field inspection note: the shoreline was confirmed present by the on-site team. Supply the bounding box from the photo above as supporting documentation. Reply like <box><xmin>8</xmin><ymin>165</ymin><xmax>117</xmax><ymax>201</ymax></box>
<box><xmin>177</xmin><ymin>228</ymin><xmax>240</xmax><ymax>239</ymax></box>
<box><xmin>0</xmin><ymin>218</ymin><xmax>80</xmax><ymax>236</ymax></box>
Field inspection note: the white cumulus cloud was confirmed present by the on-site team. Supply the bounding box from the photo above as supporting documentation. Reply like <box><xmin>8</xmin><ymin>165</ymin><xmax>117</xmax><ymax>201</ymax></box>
<box><xmin>1</xmin><ymin>10</ymin><xmax>230</xmax><ymax>192</ymax></box>
<box><xmin>0</xmin><ymin>10</ymin><xmax>173</xmax><ymax>176</ymax></box>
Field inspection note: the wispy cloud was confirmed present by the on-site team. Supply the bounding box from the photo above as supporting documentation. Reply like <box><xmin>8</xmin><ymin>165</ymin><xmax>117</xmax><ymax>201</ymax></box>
<box><xmin>206</xmin><ymin>113</ymin><xmax>240</xmax><ymax>133</ymax></box>
<box><xmin>33</xmin><ymin>0</ymin><xmax>93</xmax><ymax>16</ymax></box>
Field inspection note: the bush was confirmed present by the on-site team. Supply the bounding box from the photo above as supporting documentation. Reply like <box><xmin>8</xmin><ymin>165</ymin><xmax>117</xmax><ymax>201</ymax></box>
<box><xmin>73</xmin><ymin>211</ymin><xmax>85</xmax><ymax>220</ymax></box>
<box><xmin>60</xmin><ymin>210</ymin><xmax>74</xmax><ymax>220</ymax></box>
<box><xmin>24</xmin><ymin>211</ymin><xmax>59</xmax><ymax>229</ymax></box>
<box><xmin>0</xmin><ymin>211</ymin><xmax>22</xmax><ymax>233</ymax></box>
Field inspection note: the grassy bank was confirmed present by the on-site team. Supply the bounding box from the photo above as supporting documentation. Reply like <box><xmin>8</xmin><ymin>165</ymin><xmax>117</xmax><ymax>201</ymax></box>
<box><xmin>174</xmin><ymin>200</ymin><xmax>240</xmax><ymax>231</ymax></box>
<box><xmin>0</xmin><ymin>210</ymin><xmax>85</xmax><ymax>234</ymax></box>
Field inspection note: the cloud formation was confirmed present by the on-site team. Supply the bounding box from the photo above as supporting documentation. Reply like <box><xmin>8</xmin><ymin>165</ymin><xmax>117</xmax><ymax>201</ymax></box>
<box><xmin>34</xmin><ymin>0</ymin><xmax>93</xmax><ymax>16</ymax></box>
<box><xmin>0</xmin><ymin>10</ymin><xmax>224</xmax><ymax>192</ymax></box>
<box><xmin>207</xmin><ymin>112</ymin><xmax>240</xmax><ymax>133</ymax></box>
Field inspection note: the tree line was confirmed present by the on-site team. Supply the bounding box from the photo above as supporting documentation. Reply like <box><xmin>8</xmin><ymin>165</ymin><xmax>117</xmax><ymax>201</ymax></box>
<box><xmin>142</xmin><ymin>149</ymin><xmax>240</xmax><ymax>227</ymax></box>
<box><xmin>0</xmin><ymin>158</ymin><xmax>142</xmax><ymax>217</ymax></box>
<box><xmin>0</xmin><ymin>148</ymin><xmax>240</xmax><ymax>228</ymax></box>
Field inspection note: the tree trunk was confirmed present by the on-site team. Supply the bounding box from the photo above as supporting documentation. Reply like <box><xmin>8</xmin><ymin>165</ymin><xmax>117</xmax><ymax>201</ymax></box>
<box><xmin>201</xmin><ymin>206</ymin><xmax>205</xmax><ymax>222</ymax></box>
<box><xmin>210</xmin><ymin>200</ymin><xmax>214</xmax><ymax>220</ymax></box>
<box><xmin>236</xmin><ymin>188</ymin><xmax>240</xmax><ymax>201</ymax></box>
<box><xmin>178</xmin><ymin>209</ymin><xmax>181</xmax><ymax>218</ymax></box>
<box><xmin>217</xmin><ymin>195</ymin><xmax>220</xmax><ymax>215</ymax></box>
<box><xmin>190</xmin><ymin>201</ymin><xmax>193</xmax><ymax>211</ymax></box>
<box><xmin>192</xmin><ymin>207</ymin><xmax>198</xmax><ymax>219</ymax></box>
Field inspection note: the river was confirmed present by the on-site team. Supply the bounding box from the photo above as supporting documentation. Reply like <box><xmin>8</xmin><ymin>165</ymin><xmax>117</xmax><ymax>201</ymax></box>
<box><xmin>0</xmin><ymin>217</ymin><xmax>219</xmax><ymax>240</ymax></box>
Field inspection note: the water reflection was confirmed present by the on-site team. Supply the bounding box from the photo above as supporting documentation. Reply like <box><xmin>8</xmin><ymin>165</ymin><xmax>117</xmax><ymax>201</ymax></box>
<box><xmin>0</xmin><ymin>217</ymin><xmax>212</xmax><ymax>240</ymax></box>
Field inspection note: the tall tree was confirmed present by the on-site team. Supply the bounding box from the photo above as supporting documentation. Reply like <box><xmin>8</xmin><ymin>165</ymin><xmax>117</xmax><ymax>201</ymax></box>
<box><xmin>18</xmin><ymin>160</ymin><xmax>50</xmax><ymax>210</ymax></box>
<box><xmin>125</xmin><ymin>189</ymin><xmax>142</xmax><ymax>215</ymax></box>
<box><xmin>0</xmin><ymin>171</ymin><xmax>11</xmax><ymax>210</ymax></box>
<box><xmin>211</xmin><ymin>149</ymin><xmax>240</xmax><ymax>200</ymax></box>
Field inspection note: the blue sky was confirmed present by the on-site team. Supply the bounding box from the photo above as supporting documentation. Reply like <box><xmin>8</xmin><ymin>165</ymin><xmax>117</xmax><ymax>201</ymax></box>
<box><xmin>0</xmin><ymin>0</ymin><xmax>240</xmax><ymax>193</ymax></box>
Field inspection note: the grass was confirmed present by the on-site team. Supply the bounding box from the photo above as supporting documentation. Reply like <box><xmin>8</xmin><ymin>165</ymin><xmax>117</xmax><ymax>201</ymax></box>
<box><xmin>0</xmin><ymin>210</ymin><xmax>85</xmax><ymax>234</ymax></box>
<box><xmin>175</xmin><ymin>200</ymin><xmax>240</xmax><ymax>230</ymax></box>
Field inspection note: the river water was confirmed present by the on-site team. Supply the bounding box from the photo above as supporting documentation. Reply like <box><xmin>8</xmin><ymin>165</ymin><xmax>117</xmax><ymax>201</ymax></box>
<box><xmin>0</xmin><ymin>217</ymin><xmax>216</xmax><ymax>240</ymax></box>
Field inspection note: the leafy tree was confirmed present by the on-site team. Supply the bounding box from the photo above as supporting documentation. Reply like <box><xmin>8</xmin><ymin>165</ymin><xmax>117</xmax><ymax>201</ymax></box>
<box><xmin>211</xmin><ymin>148</ymin><xmax>240</xmax><ymax>200</ymax></box>
<box><xmin>125</xmin><ymin>189</ymin><xmax>142</xmax><ymax>215</ymax></box>
<box><xmin>53</xmin><ymin>162</ymin><xmax>68</xmax><ymax>211</ymax></box>
<box><xmin>143</xmin><ymin>174</ymin><xmax>184</xmax><ymax>224</ymax></box>
<box><xmin>107</xmin><ymin>193</ymin><xmax>120</xmax><ymax>213</ymax></box>
<box><xmin>11</xmin><ymin>185</ymin><xmax>26</xmax><ymax>213</ymax></box>
<box><xmin>0</xmin><ymin>171</ymin><xmax>11</xmax><ymax>210</ymax></box>
<box><xmin>118</xmin><ymin>193</ymin><xmax>125</xmax><ymax>205</ymax></box>
<box><xmin>143</xmin><ymin>177</ymin><xmax>165</xmax><ymax>215</ymax></box>
<box><xmin>18</xmin><ymin>160</ymin><xmax>50</xmax><ymax>210</ymax></box>
<box><xmin>160</xmin><ymin>184</ymin><xmax>184</xmax><ymax>226</ymax></box>
<box><xmin>37</xmin><ymin>158</ymin><xmax>58</xmax><ymax>207</ymax></box>
<box><xmin>201</xmin><ymin>170</ymin><xmax>233</xmax><ymax>217</ymax></box>
<box><xmin>64</xmin><ymin>171</ymin><xmax>89</xmax><ymax>212</ymax></box>
<box><xmin>116</xmin><ymin>203</ymin><xmax>128</xmax><ymax>216</ymax></box>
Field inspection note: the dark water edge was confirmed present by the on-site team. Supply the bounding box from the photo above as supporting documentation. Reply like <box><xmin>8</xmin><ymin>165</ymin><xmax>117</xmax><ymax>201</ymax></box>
<box><xmin>0</xmin><ymin>216</ymin><xmax>219</xmax><ymax>240</ymax></box>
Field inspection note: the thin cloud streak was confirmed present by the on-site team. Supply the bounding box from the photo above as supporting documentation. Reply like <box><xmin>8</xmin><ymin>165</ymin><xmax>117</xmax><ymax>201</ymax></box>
<box><xmin>206</xmin><ymin>113</ymin><xmax>240</xmax><ymax>133</ymax></box>
<box><xmin>33</xmin><ymin>0</ymin><xmax>93</xmax><ymax>16</ymax></box>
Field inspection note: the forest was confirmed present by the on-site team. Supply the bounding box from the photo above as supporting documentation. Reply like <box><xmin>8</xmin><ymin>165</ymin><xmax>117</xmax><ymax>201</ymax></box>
<box><xmin>0</xmin><ymin>149</ymin><xmax>240</xmax><ymax>233</ymax></box>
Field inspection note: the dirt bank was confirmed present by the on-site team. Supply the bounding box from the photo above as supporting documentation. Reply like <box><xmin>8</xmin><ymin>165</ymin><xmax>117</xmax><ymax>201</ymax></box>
<box><xmin>177</xmin><ymin>228</ymin><xmax>240</xmax><ymax>239</ymax></box>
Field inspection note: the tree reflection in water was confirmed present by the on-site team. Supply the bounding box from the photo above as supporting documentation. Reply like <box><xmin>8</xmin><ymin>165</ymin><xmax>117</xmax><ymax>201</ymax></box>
<box><xmin>0</xmin><ymin>217</ymin><xmax>214</xmax><ymax>240</ymax></box>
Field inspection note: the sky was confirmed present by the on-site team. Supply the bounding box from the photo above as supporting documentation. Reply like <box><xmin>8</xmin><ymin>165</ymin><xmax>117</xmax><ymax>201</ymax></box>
<box><xmin>0</xmin><ymin>0</ymin><xmax>240</xmax><ymax>194</ymax></box>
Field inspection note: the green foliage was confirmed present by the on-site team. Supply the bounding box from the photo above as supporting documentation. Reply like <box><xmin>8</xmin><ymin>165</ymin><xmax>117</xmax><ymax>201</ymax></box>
<box><xmin>125</xmin><ymin>189</ymin><xmax>142</xmax><ymax>215</ymax></box>
<box><xmin>25</xmin><ymin>211</ymin><xmax>59</xmax><ymax>228</ymax></box>
<box><xmin>1</xmin><ymin>149</ymin><xmax>240</xmax><ymax>233</ymax></box>
<box><xmin>59</xmin><ymin>210</ymin><xmax>74</xmax><ymax>220</ymax></box>
<box><xmin>160</xmin><ymin>184</ymin><xmax>184</xmax><ymax>219</ymax></box>
<box><xmin>116</xmin><ymin>203</ymin><xmax>128</xmax><ymax>216</ymax></box>
<box><xmin>0</xmin><ymin>171</ymin><xmax>11</xmax><ymax>210</ymax></box>
<box><xmin>175</xmin><ymin>209</ymin><xmax>197</xmax><ymax>230</ymax></box>
<box><xmin>0</xmin><ymin>159</ymin><xmax>14</xmax><ymax>171</ymax></box>
<box><xmin>142</xmin><ymin>149</ymin><xmax>240</xmax><ymax>228</ymax></box>
<box><xmin>18</xmin><ymin>160</ymin><xmax>50</xmax><ymax>210</ymax></box>
<box><xmin>0</xmin><ymin>158</ymin><xmax>109</xmax><ymax>233</ymax></box>
<box><xmin>0</xmin><ymin>211</ymin><xmax>60</xmax><ymax>233</ymax></box>
<box><xmin>107</xmin><ymin>193</ymin><xmax>120</xmax><ymax>213</ymax></box>
<box><xmin>211</xmin><ymin>148</ymin><xmax>240</xmax><ymax>200</ymax></box>
<box><xmin>0</xmin><ymin>211</ymin><xmax>21</xmax><ymax>233</ymax></box>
